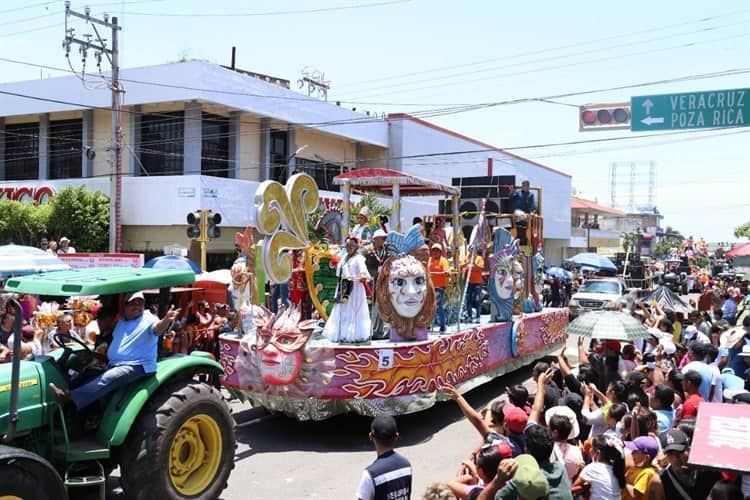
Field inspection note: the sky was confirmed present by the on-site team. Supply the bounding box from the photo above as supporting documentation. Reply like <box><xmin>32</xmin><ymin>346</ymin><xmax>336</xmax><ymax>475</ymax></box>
<box><xmin>1</xmin><ymin>0</ymin><xmax>749</xmax><ymax>242</ymax></box>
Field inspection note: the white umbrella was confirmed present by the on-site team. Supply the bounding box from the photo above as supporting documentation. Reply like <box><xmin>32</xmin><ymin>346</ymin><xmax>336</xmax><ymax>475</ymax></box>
<box><xmin>566</xmin><ymin>310</ymin><xmax>650</xmax><ymax>340</ymax></box>
<box><xmin>0</xmin><ymin>244</ymin><xmax>71</xmax><ymax>278</ymax></box>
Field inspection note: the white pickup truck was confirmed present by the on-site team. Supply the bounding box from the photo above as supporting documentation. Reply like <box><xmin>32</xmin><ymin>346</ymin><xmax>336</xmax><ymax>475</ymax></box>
<box><xmin>569</xmin><ymin>277</ymin><xmax>627</xmax><ymax>318</ymax></box>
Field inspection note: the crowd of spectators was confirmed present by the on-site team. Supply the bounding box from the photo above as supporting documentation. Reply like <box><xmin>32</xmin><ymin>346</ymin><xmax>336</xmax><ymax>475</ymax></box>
<box><xmin>364</xmin><ymin>296</ymin><xmax>750</xmax><ymax>500</ymax></box>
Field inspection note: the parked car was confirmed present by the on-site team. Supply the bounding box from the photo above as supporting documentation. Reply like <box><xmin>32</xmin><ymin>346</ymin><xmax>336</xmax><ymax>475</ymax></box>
<box><xmin>569</xmin><ymin>277</ymin><xmax>627</xmax><ymax>318</ymax></box>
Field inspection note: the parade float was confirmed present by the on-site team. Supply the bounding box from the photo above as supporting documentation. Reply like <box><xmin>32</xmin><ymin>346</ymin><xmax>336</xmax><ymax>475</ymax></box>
<box><xmin>218</xmin><ymin>170</ymin><xmax>568</xmax><ymax>420</ymax></box>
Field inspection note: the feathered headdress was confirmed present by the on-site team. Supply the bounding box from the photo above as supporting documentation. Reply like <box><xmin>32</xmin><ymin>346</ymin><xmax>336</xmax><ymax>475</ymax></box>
<box><xmin>385</xmin><ymin>224</ymin><xmax>425</xmax><ymax>257</ymax></box>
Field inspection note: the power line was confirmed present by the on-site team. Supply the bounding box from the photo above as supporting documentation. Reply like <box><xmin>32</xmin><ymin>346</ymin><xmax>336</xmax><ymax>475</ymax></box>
<box><xmin>0</xmin><ymin>0</ymin><xmax>163</xmax><ymax>15</ymax></box>
<box><xmin>341</xmin><ymin>17</ymin><xmax>750</xmax><ymax>95</ymax></box>
<box><xmin>2</xmin><ymin>56</ymin><xmax>749</xmax><ymax>111</ymax></box>
<box><xmin>123</xmin><ymin>0</ymin><xmax>413</xmax><ymax>17</ymax></box>
<box><xmin>3</xmin><ymin>119</ymin><xmax>748</xmax><ymax>171</ymax></box>
<box><xmin>346</xmin><ymin>31</ymin><xmax>750</xmax><ymax>100</ymax></box>
<box><xmin>0</xmin><ymin>22</ymin><xmax>61</xmax><ymax>38</ymax></box>
<box><xmin>338</xmin><ymin>8</ymin><xmax>750</xmax><ymax>87</ymax></box>
<box><xmin>0</xmin><ymin>1</ymin><xmax>54</xmax><ymax>15</ymax></box>
<box><xmin>0</xmin><ymin>11</ymin><xmax>57</xmax><ymax>27</ymax></box>
<box><xmin>3</xmin><ymin>62</ymin><xmax>750</xmax><ymax>153</ymax></box>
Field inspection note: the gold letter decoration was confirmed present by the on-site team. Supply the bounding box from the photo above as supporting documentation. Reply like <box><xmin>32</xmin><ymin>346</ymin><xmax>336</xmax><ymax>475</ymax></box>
<box><xmin>255</xmin><ymin>173</ymin><xmax>319</xmax><ymax>284</ymax></box>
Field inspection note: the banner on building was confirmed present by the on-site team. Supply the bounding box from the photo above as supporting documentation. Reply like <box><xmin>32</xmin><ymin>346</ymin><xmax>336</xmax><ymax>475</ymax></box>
<box><xmin>58</xmin><ymin>253</ymin><xmax>144</xmax><ymax>269</ymax></box>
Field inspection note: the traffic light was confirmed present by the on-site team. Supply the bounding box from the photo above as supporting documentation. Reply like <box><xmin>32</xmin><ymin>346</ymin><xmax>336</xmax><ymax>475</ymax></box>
<box><xmin>579</xmin><ymin>103</ymin><xmax>631</xmax><ymax>131</ymax></box>
<box><xmin>187</xmin><ymin>211</ymin><xmax>201</xmax><ymax>239</ymax></box>
<box><xmin>207</xmin><ymin>211</ymin><xmax>221</xmax><ymax>239</ymax></box>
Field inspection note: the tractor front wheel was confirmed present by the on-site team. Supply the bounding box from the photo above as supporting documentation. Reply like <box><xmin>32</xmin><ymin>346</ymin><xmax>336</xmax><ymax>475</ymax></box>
<box><xmin>119</xmin><ymin>380</ymin><xmax>236</xmax><ymax>500</ymax></box>
<box><xmin>0</xmin><ymin>464</ymin><xmax>54</xmax><ymax>500</ymax></box>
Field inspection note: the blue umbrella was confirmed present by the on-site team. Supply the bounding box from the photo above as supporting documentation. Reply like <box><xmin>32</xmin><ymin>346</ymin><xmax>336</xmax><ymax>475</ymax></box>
<box><xmin>0</xmin><ymin>244</ymin><xmax>71</xmax><ymax>278</ymax></box>
<box><xmin>144</xmin><ymin>255</ymin><xmax>201</xmax><ymax>274</ymax></box>
<box><xmin>546</xmin><ymin>267</ymin><xmax>572</xmax><ymax>279</ymax></box>
<box><xmin>568</xmin><ymin>252</ymin><xmax>617</xmax><ymax>271</ymax></box>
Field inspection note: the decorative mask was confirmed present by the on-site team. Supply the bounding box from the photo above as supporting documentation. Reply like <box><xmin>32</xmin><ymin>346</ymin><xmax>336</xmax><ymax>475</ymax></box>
<box><xmin>250</xmin><ymin>305</ymin><xmax>317</xmax><ymax>385</ymax></box>
<box><xmin>387</xmin><ymin>255</ymin><xmax>428</xmax><ymax>318</ymax></box>
<box><xmin>488</xmin><ymin>227</ymin><xmax>520</xmax><ymax>322</ymax></box>
<box><xmin>376</xmin><ymin>225</ymin><xmax>436</xmax><ymax>341</ymax></box>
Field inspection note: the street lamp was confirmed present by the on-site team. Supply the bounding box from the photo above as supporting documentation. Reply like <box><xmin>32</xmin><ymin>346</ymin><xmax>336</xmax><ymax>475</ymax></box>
<box><xmin>286</xmin><ymin>144</ymin><xmax>309</xmax><ymax>179</ymax></box>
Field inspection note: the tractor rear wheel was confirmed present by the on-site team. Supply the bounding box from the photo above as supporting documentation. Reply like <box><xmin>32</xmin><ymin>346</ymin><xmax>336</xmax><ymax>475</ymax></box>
<box><xmin>0</xmin><ymin>464</ymin><xmax>53</xmax><ymax>500</ymax></box>
<box><xmin>119</xmin><ymin>380</ymin><xmax>236</xmax><ymax>500</ymax></box>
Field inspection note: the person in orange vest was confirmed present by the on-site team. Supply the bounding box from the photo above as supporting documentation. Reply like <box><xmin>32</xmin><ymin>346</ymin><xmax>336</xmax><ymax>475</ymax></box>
<box><xmin>462</xmin><ymin>253</ymin><xmax>485</xmax><ymax>323</ymax></box>
<box><xmin>429</xmin><ymin>244</ymin><xmax>451</xmax><ymax>333</ymax></box>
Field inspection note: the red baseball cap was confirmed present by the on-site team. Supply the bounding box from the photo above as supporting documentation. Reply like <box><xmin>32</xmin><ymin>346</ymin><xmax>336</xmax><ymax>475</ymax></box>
<box><xmin>502</xmin><ymin>404</ymin><xmax>528</xmax><ymax>434</ymax></box>
<box><xmin>602</xmin><ymin>340</ymin><xmax>621</xmax><ymax>353</ymax></box>
<box><xmin>483</xmin><ymin>440</ymin><xmax>514</xmax><ymax>459</ymax></box>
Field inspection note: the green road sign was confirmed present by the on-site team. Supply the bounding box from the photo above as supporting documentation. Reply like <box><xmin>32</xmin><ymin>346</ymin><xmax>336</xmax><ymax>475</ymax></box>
<box><xmin>631</xmin><ymin>88</ymin><xmax>748</xmax><ymax>132</ymax></box>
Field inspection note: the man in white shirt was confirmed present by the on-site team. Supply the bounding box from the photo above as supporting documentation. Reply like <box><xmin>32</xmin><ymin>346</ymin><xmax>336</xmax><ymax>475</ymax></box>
<box><xmin>57</xmin><ymin>236</ymin><xmax>76</xmax><ymax>254</ymax></box>
<box><xmin>680</xmin><ymin>342</ymin><xmax>715</xmax><ymax>401</ymax></box>
<box><xmin>682</xmin><ymin>325</ymin><xmax>710</xmax><ymax>345</ymax></box>
<box><xmin>704</xmin><ymin>344</ymin><xmax>724</xmax><ymax>403</ymax></box>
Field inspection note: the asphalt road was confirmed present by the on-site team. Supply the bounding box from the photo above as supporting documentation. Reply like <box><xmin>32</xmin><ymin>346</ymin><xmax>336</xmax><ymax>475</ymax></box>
<box><xmin>95</xmin><ymin>342</ymin><xmax>573</xmax><ymax>500</ymax></box>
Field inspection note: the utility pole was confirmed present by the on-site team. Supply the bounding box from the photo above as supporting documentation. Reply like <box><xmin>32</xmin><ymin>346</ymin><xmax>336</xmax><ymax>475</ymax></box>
<box><xmin>63</xmin><ymin>2</ymin><xmax>124</xmax><ymax>252</ymax></box>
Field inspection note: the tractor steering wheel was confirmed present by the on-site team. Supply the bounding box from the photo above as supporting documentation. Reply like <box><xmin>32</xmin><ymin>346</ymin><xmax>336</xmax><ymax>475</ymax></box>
<box><xmin>53</xmin><ymin>332</ymin><xmax>94</xmax><ymax>369</ymax></box>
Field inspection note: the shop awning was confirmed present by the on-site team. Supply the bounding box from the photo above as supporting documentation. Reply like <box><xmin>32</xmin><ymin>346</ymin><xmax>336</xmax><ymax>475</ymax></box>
<box><xmin>726</xmin><ymin>242</ymin><xmax>750</xmax><ymax>258</ymax></box>
<box><xmin>571</xmin><ymin>197</ymin><xmax>625</xmax><ymax>216</ymax></box>
<box><xmin>333</xmin><ymin>168</ymin><xmax>460</xmax><ymax>197</ymax></box>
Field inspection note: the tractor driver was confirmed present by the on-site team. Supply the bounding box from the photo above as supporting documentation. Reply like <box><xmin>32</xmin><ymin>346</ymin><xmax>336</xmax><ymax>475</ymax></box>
<box><xmin>49</xmin><ymin>291</ymin><xmax>180</xmax><ymax>410</ymax></box>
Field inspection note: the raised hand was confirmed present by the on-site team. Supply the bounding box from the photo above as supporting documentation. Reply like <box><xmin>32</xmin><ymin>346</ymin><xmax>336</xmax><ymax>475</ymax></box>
<box><xmin>165</xmin><ymin>305</ymin><xmax>182</xmax><ymax>321</ymax></box>
<box><xmin>441</xmin><ymin>383</ymin><xmax>460</xmax><ymax>400</ymax></box>
<box><xmin>496</xmin><ymin>459</ymin><xmax>518</xmax><ymax>484</ymax></box>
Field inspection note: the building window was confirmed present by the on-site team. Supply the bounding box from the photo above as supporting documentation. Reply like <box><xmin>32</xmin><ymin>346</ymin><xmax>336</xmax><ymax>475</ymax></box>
<box><xmin>269</xmin><ymin>129</ymin><xmax>288</xmax><ymax>183</ymax></box>
<box><xmin>4</xmin><ymin>123</ymin><xmax>39</xmax><ymax>180</ymax></box>
<box><xmin>294</xmin><ymin>158</ymin><xmax>342</xmax><ymax>192</ymax></box>
<box><xmin>49</xmin><ymin>119</ymin><xmax>82</xmax><ymax>179</ymax></box>
<box><xmin>140</xmin><ymin>111</ymin><xmax>184</xmax><ymax>176</ymax></box>
<box><xmin>202</xmin><ymin>113</ymin><xmax>229</xmax><ymax>178</ymax></box>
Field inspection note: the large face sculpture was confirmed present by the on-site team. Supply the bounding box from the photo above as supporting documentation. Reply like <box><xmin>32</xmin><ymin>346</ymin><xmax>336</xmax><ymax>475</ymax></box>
<box><xmin>387</xmin><ymin>255</ymin><xmax>428</xmax><ymax>318</ymax></box>
<box><xmin>494</xmin><ymin>258</ymin><xmax>516</xmax><ymax>300</ymax></box>
<box><xmin>252</xmin><ymin>307</ymin><xmax>314</xmax><ymax>385</ymax></box>
<box><xmin>256</xmin><ymin>333</ymin><xmax>303</xmax><ymax>384</ymax></box>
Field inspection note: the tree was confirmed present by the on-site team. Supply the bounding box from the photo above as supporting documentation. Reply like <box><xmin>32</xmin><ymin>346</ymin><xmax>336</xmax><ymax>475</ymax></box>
<box><xmin>0</xmin><ymin>199</ymin><xmax>48</xmax><ymax>245</ymax></box>
<box><xmin>621</xmin><ymin>230</ymin><xmax>639</xmax><ymax>254</ymax></box>
<box><xmin>350</xmin><ymin>192</ymin><xmax>390</xmax><ymax>230</ymax></box>
<box><xmin>46</xmin><ymin>186</ymin><xmax>110</xmax><ymax>252</ymax></box>
<box><xmin>734</xmin><ymin>221</ymin><xmax>750</xmax><ymax>239</ymax></box>
<box><xmin>654</xmin><ymin>225</ymin><xmax>684</xmax><ymax>258</ymax></box>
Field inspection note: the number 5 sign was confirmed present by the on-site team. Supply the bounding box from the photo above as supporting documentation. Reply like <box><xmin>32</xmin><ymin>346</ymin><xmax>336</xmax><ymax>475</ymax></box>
<box><xmin>378</xmin><ymin>349</ymin><xmax>394</xmax><ymax>370</ymax></box>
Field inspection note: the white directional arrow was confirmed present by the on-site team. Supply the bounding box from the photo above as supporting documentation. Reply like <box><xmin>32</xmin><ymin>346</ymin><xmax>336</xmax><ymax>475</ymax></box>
<box><xmin>640</xmin><ymin>116</ymin><xmax>664</xmax><ymax>126</ymax></box>
<box><xmin>641</xmin><ymin>99</ymin><xmax>654</xmax><ymax>115</ymax></box>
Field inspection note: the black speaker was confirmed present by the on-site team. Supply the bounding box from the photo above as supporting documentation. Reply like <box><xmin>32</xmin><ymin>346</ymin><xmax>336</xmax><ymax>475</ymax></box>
<box><xmin>459</xmin><ymin>198</ymin><xmax>502</xmax><ymax>241</ymax></box>
<box><xmin>438</xmin><ymin>199</ymin><xmax>453</xmax><ymax>216</ymax></box>
<box><xmin>629</xmin><ymin>264</ymin><xmax>644</xmax><ymax>280</ymax></box>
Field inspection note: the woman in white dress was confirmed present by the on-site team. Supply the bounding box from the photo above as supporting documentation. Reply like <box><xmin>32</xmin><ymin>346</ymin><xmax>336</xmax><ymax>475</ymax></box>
<box><xmin>324</xmin><ymin>237</ymin><xmax>372</xmax><ymax>343</ymax></box>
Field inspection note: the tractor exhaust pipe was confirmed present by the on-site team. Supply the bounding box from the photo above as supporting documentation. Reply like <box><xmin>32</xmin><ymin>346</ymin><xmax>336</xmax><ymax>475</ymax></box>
<box><xmin>2</xmin><ymin>300</ymin><xmax>23</xmax><ymax>443</ymax></box>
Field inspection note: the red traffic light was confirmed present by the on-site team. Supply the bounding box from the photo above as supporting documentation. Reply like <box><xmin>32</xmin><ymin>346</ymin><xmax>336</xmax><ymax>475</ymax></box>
<box><xmin>581</xmin><ymin>110</ymin><xmax>596</xmax><ymax>125</ymax></box>
<box><xmin>579</xmin><ymin>103</ymin><xmax>631</xmax><ymax>131</ymax></box>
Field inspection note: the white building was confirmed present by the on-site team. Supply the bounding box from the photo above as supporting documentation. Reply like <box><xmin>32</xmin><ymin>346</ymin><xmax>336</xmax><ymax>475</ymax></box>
<box><xmin>0</xmin><ymin>61</ymin><xmax>572</xmax><ymax>266</ymax></box>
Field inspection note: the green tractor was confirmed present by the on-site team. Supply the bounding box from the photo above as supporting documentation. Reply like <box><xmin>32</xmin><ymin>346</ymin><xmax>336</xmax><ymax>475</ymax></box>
<box><xmin>0</xmin><ymin>268</ymin><xmax>236</xmax><ymax>500</ymax></box>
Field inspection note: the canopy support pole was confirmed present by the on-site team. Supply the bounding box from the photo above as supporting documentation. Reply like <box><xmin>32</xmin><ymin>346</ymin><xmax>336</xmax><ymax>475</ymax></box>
<box><xmin>342</xmin><ymin>181</ymin><xmax>351</xmax><ymax>236</ymax></box>
<box><xmin>392</xmin><ymin>180</ymin><xmax>401</xmax><ymax>232</ymax></box>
